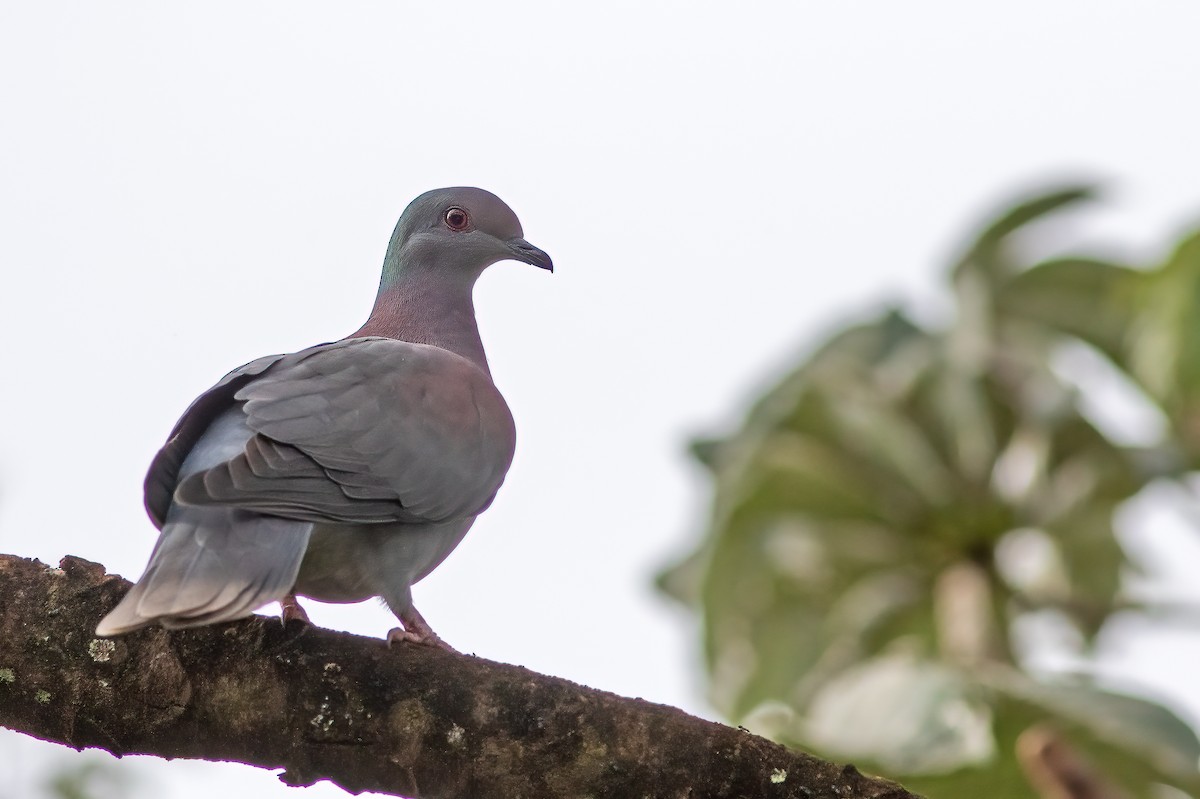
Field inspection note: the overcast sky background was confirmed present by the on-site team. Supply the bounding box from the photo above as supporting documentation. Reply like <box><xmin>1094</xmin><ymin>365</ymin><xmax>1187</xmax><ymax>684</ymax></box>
<box><xmin>4</xmin><ymin>2</ymin><xmax>1200</xmax><ymax>796</ymax></box>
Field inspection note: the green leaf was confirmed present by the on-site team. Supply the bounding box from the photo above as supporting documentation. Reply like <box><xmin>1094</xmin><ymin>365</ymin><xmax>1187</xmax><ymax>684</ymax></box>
<box><xmin>1042</xmin><ymin>503</ymin><xmax>1128</xmax><ymax>639</ymax></box>
<box><xmin>990</xmin><ymin>673</ymin><xmax>1200</xmax><ymax>778</ymax></box>
<box><xmin>898</xmin><ymin>680</ymin><xmax>1200</xmax><ymax>799</ymax></box>
<box><xmin>777</xmin><ymin>664</ymin><xmax>1200</xmax><ymax>798</ymax></box>
<box><xmin>802</xmin><ymin>654</ymin><xmax>996</xmax><ymax>774</ymax></box>
<box><xmin>1129</xmin><ymin>230</ymin><xmax>1200</xmax><ymax>458</ymax></box>
<box><xmin>997</xmin><ymin>257</ymin><xmax>1140</xmax><ymax>365</ymax></box>
<box><xmin>952</xmin><ymin>185</ymin><xmax>1098</xmax><ymax>284</ymax></box>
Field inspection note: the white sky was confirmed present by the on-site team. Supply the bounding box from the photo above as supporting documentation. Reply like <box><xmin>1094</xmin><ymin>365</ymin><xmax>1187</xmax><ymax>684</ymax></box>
<box><xmin>3</xmin><ymin>2</ymin><xmax>1200</xmax><ymax>796</ymax></box>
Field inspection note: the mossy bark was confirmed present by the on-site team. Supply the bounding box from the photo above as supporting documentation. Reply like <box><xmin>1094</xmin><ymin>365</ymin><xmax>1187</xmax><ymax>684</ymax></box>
<box><xmin>0</xmin><ymin>554</ymin><xmax>918</xmax><ymax>799</ymax></box>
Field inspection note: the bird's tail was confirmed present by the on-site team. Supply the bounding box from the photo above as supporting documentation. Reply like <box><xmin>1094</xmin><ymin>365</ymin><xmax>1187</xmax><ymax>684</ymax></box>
<box><xmin>96</xmin><ymin>506</ymin><xmax>312</xmax><ymax>636</ymax></box>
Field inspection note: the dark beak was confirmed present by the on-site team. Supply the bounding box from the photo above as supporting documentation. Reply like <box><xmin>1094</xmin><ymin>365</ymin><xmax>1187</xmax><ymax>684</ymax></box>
<box><xmin>507</xmin><ymin>238</ymin><xmax>554</xmax><ymax>272</ymax></box>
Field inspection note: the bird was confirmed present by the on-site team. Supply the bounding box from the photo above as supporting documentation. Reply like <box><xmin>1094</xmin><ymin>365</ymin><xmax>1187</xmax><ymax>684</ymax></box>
<box><xmin>95</xmin><ymin>187</ymin><xmax>552</xmax><ymax>650</ymax></box>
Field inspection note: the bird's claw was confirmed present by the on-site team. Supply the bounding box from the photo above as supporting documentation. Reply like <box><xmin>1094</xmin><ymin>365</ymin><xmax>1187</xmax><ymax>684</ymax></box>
<box><xmin>387</xmin><ymin>626</ymin><xmax>458</xmax><ymax>653</ymax></box>
<box><xmin>387</xmin><ymin>605</ymin><xmax>459</xmax><ymax>653</ymax></box>
<box><xmin>280</xmin><ymin>593</ymin><xmax>311</xmax><ymax>628</ymax></box>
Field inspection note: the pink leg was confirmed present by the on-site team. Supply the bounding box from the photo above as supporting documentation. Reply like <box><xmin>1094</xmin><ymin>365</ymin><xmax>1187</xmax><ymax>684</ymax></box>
<box><xmin>387</xmin><ymin>605</ymin><xmax>458</xmax><ymax>653</ymax></box>
<box><xmin>280</xmin><ymin>593</ymin><xmax>311</xmax><ymax>626</ymax></box>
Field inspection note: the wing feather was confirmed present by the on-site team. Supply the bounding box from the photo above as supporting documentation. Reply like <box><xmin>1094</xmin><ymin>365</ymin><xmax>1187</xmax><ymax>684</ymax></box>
<box><xmin>169</xmin><ymin>337</ymin><xmax>515</xmax><ymax>524</ymax></box>
<box><xmin>143</xmin><ymin>353</ymin><xmax>289</xmax><ymax>528</ymax></box>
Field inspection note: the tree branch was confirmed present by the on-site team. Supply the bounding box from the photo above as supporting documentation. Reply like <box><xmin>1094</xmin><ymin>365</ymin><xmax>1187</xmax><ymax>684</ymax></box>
<box><xmin>0</xmin><ymin>554</ymin><xmax>918</xmax><ymax>799</ymax></box>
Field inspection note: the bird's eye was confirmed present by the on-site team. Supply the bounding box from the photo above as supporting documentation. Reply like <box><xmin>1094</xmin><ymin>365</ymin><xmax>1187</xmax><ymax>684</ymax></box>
<box><xmin>444</xmin><ymin>207</ymin><xmax>470</xmax><ymax>231</ymax></box>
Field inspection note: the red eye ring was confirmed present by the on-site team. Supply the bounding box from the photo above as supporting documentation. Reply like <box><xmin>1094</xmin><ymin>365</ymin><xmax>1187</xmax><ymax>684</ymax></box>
<box><xmin>444</xmin><ymin>207</ymin><xmax>469</xmax><ymax>231</ymax></box>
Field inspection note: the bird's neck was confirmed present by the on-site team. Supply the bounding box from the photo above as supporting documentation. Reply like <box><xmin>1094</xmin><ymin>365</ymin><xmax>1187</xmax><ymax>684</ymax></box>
<box><xmin>350</xmin><ymin>273</ymin><xmax>489</xmax><ymax>374</ymax></box>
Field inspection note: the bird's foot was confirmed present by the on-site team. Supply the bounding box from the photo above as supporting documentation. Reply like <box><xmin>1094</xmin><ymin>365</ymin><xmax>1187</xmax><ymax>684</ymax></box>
<box><xmin>387</xmin><ymin>606</ymin><xmax>458</xmax><ymax>653</ymax></box>
<box><xmin>280</xmin><ymin>593</ymin><xmax>311</xmax><ymax>627</ymax></box>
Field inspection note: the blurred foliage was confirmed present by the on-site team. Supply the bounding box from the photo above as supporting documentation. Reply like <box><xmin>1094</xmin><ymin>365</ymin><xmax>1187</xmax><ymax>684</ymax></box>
<box><xmin>0</xmin><ymin>729</ymin><xmax>149</xmax><ymax>799</ymax></box>
<box><xmin>660</xmin><ymin>186</ymin><xmax>1200</xmax><ymax>797</ymax></box>
<box><xmin>39</xmin><ymin>754</ymin><xmax>139</xmax><ymax>799</ymax></box>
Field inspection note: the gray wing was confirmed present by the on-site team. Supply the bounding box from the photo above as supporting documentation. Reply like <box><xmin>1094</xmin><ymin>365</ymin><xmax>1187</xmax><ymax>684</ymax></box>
<box><xmin>102</xmin><ymin>405</ymin><xmax>314</xmax><ymax>636</ymax></box>
<box><xmin>173</xmin><ymin>337</ymin><xmax>517</xmax><ymax>524</ymax></box>
<box><xmin>144</xmin><ymin>352</ymin><xmax>287</xmax><ymax>529</ymax></box>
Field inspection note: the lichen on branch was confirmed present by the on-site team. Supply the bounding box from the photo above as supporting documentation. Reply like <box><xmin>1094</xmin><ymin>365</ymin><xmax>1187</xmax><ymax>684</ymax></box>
<box><xmin>0</xmin><ymin>554</ymin><xmax>917</xmax><ymax>799</ymax></box>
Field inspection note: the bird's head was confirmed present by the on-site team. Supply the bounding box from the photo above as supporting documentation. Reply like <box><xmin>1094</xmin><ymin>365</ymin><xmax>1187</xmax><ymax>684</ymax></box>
<box><xmin>382</xmin><ymin>187</ymin><xmax>553</xmax><ymax>287</ymax></box>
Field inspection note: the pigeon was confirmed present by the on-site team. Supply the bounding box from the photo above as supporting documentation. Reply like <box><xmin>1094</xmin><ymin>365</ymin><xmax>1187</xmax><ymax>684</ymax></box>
<box><xmin>96</xmin><ymin>187</ymin><xmax>552</xmax><ymax>650</ymax></box>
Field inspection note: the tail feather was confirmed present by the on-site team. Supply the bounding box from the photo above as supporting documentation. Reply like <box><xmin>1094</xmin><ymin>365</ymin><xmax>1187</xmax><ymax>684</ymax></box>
<box><xmin>96</xmin><ymin>506</ymin><xmax>312</xmax><ymax>636</ymax></box>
